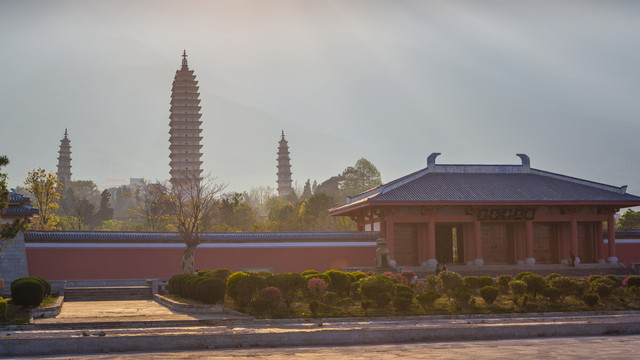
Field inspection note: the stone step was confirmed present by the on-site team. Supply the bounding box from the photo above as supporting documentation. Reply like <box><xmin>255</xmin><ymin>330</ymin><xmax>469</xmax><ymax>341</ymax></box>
<box><xmin>63</xmin><ymin>286</ymin><xmax>153</xmax><ymax>302</ymax></box>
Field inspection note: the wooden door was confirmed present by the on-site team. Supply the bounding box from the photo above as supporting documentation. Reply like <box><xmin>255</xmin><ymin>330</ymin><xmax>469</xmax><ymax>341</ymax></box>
<box><xmin>578</xmin><ymin>222</ymin><xmax>596</xmax><ymax>263</ymax></box>
<box><xmin>533</xmin><ymin>223</ymin><xmax>558</xmax><ymax>264</ymax></box>
<box><xmin>394</xmin><ymin>223</ymin><xmax>418</xmax><ymax>266</ymax></box>
<box><xmin>481</xmin><ymin>223</ymin><xmax>514</xmax><ymax>264</ymax></box>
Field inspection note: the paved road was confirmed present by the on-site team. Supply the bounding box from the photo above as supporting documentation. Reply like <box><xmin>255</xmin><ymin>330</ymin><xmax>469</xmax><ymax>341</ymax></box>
<box><xmin>5</xmin><ymin>335</ymin><xmax>639</xmax><ymax>359</ymax></box>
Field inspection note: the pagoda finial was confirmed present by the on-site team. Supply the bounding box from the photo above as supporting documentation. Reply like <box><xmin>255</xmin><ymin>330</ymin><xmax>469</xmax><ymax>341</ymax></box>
<box><xmin>181</xmin><ymin>50</ymin><xmax>188</xmax><ymax>68</ymax></box>
<box><xmin>281</xmin><ymin>130</ymin><xmax>285</xmax><ymax>140</ymax></box>
<box><xmin>64</xmin><ymin>128</ymin><xmax>68</xmax><ymax>137</ymax></box>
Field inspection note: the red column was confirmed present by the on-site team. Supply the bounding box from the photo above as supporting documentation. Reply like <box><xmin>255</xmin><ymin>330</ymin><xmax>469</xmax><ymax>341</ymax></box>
<box><xmin>596</xmin><ymin>221</ymin><xmax>604</xmax><ymax>263</ymax></box>
<box><xmin>525</xmin><ymin>221</ymin><xmax>535</xmax><ymax>264</ymax></box>
<box><xmin>387</xmin><ymin>218</ymin><xmax>395</xmax><ymax>266</ymax></box>
<box><xmin>570</xmin><ymin>215</ymin><xmax>579</xmax><ymax>264</ymax></box>
<box><xmin>427</xmin><ymin>218</ymin><xmax>436</xmax><ymax>265</ymax></box>
<box><xmin>474</xmin><ymin>221</ymin><xmax>483</xmax><ymax>265</ymax></box>
<box><xmin>607</xmin><ymin>213</ymin><xmax>618</xmax><ymax>263</ymax></box>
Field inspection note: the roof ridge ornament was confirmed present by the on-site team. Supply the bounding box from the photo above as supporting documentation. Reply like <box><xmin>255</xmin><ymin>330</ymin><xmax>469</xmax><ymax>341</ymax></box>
<box><xmin>427</xmin><ymin>153</ymin><xmax>441</xmax><ymax>171</ymax></box>
<box><xmin>181</xmin><ymin>50</ymin><xmax>188</xmax><ymax>68</ymax></box>
<box><xmin>516</xmin><ymin>153</ymin><xmax>530</xmax><ymax>173</ymax></box>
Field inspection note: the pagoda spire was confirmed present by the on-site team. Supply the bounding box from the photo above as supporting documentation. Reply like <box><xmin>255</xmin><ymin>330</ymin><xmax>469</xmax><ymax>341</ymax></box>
<box><xmin>277</xmin><ymin>131</ymin><xmax>293</xmax><ymax>197</ymax></box>
<box><xmin>57</xmin><ymin>129</ymin><xmax>72</xmax><ymax>187</ymax></box>
<box><xmin>169</xmin><ymin>51</ymin><xmax>203</xmax><ymax>185</ymax></box>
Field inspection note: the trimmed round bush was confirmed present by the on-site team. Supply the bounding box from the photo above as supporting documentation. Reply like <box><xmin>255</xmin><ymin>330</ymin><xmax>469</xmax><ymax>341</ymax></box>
<box><xmin>301</xmin><ymin>270</ymin><xmax>320</xmax><ymax>276</ymax></box>
<box><xmin>227</xmin><ymin>272</ymin><xmax>267</xmax><ymax>306</ymax></box>
<box><xmin>30</xmin><ymin>277</ymin><xmax>51</xmax><ymax>297</ymax></box>
<box><xmin>522</xmin><ymin>274</ymin><xmax>547</xmax><ymax>296</ymax></box>
<box><xmin>322</xmin><ymin>291</ymin><xmax>338</xmax><ymax>306</ymax></box>
<box><xmin>477</xmin><ymin>276</ymin><xmax>495</xmax><ymax>288</ymax></box>
<box><xmin>393</xmin><ymin>293</ymin><xmax>413</xmax><ymax>312</ymax></box>
<box><xmin>591</xmin><ymin>279</ymin><xmax>614</xmax><ymax>299</ymax></box>
<box><xmin>307</xmin><ymin>277</ymin><xmax>329</xmax><ymax>300</ymax></box>
<box><xmin>509</xmin><ymin>280</ymin><xmax>528</xmax><ymax>296</ymax></box>
<box><xmin>268</xmin><ymin>273</ymin><xmax>306</xmax><ymax>308</ymax></box>
<box><xmin>257</xmin><ymin>286</ymin><xmax>282</xmax><ymax>313</ymax></box>
<box><xmin>452</xmin><ymin>286</ymin><xmax>472</xmax><ymax>308</ymax></box>
<box><xmin>583</xmin><ymin>293</ymin><xmax>599</xmax><ymax>307</ymax></box>
<box><xmin>309</xmin><ymin>300</ymin><xmax>320</xmax><ymax>317</ymax></box>
<box><xmin>624</xmin><ymin>276</ymin><xmax>640</xmax><ymax>288</ymax></box>
<box><xmin>11</xmin><ymin>278</ymin><xmax>44</xmax><ymax>307</ymax></box>
<box><xmin>417</xmin><ymin>291</ymin><xmax>441</xmax><ymax>311</ymax></box>
<box><xmin>437</xmin><ymin>270</ymin><xmax>463</xmax><ymax>297</ymax></box>
<box><xmin>359</xmin><ymin>275</ymin><xmax>395</xmax><ymax>308</ymax></box>
<box><xmin>350</xmin><ymin>271</ymin><xmax>368</xmax><ymax>281</ymax></box>
<box><xmin>337</xmin><ymin>297</ymin><xmax>354</xmax><ymax>311</ymax></box>
<box><xmin>196</xmin><ymin>278</ymin><xmax>226</xmax><ymax>304</ymax></box>
<box><xmin>479</xmin><ymin>286</ymin><xmax>499</xmax><ymax>304</ymax></box>
<box><xmin>168</xmin><ymin>274</ymin><xmax>192</xmax><ymax>296</ymax></box>
<box><xmin>324</xmin><ymin>270</ymin><xmax>351</xmax><ymax>297</ymax></box>
<box><xmin>226</xmin><ymin>272</ymin><xmax>250</xmax><ymax>301</ymax></box>
<box><xmin>463</xmin><ymin>276</ymin><xmax>480</xmax><ymax>291</ymax></box>
<box><xmin>303</xmin><ymin>273</ymin><xmax>332</xmax><ymax>288</ymax></box>
<box><xmin>545</xmin><ymin>273</ymin><xmax>562</xmax><ymax>282</ymax></box>
<box><xmin>605</xmin><ymin>275</ymin><xmax>622</xmax><ymax>288</ymax></box>
<box><xmin>515</xmin><ymin>272</ymin><xmax>534</xmax><ymax>281</ymax></box>
<box><xmin>497</xmin><ymin>275</ymin><xmax>513</xmax><ymax>293</ymax></box>
<box><xmin>0</xmin><ymin>297</ymin><xmax>7</xmax><ymax>320</ymax></box>
<box><xmin>543</xmin><ymin>287</ymin><xmax>561</xmax><ymax>303</ymax></box>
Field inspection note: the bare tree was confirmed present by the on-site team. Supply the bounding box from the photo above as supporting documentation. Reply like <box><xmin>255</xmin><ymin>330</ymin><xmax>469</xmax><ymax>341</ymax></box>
<box><xmin>161</xmin><ymin>176</ymin><xmax>225</xmax><ymax>274</ymax></box>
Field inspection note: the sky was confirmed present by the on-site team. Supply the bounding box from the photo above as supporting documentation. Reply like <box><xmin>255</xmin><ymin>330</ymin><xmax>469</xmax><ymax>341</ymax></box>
<box><xmin>1</xmin><ymin>0</ymin><xmax>639</xmax><ymax>200</ymax></box>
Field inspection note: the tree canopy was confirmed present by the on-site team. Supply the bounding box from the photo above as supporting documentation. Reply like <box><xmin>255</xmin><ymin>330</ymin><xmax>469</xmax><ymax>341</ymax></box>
<box><xmin>617</xmin><ymin>209</ymin><xmax>640</xmax><ymax>229</ymax></box>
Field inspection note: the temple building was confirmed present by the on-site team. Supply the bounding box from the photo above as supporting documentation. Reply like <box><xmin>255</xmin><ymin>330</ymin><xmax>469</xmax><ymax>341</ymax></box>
<box><xmin>277</xmin><ymin>131</ymin><xmax>293</xmax><ymax>197</ymax></box>
<box><xmin>56</xmin><ymin>129</ymin><xmax>71</xmax><ymax>187</ymax></box>
<box><xmin>330</xmin><ymin>153</ymin><xmax>640</xmax><ymax>268</ymax></box>
<box><xmin>168</xmin><ymin>50</ymin><xmax>203</xmax><ymax>184</ymax></box>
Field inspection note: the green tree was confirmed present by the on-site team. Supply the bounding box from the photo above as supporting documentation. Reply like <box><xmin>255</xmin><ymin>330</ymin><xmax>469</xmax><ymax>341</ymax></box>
<box><xmin>617</xmin><ymin>209</ymin><xmax>640</xmax><ymax>229</ymax></box>
<box><xmin>94</xmin><ymin>189</ymin><xmax>114</xmax><ymax>225</ymax></box>
<box><xmin>24</xmin><ymin>168</ymin><xmax>62</xmax><ymax>230</ymax></box>
<box><xmin>1</xmin><ymin>156</ymin><xmax>29</xmax><ymax>243</ymax></box>
<box><xmin>129</xmin><ymin>181</ymin><xmax>168</xmax><ymax>231</ymax></box>
<box><xmin>213</xmin><ymin>193</ymin><xmax>258</xmax><ymax>231</ymax></box>
<box><xmin>340</xmin><ymin>158</ymin><xmax>382</xmax><ymax>197</ymax></box>
<box><xmin>300</xmin><ymin>179</ymin><xmax>312</xmax><ymax>200</ymax></box>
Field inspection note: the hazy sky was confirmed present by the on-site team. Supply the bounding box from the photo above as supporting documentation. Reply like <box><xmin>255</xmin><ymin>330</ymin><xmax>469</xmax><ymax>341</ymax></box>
<box><xmin>1</xmin><ymin>0</ymin><xmax>639</xmax><ymax>199</ymax></box>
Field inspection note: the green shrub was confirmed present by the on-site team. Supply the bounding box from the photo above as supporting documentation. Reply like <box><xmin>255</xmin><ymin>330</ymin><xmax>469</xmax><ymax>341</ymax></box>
<box><xmin>30</xmin><ymin>277</ymin><xmax>51</xmax><ymax>297</ymax></box>
<box><xmin>515</xmin><ymin>272</ymin><xmax>534</xmax><ymax>281</ymax></box>
<box><xmin>350</xmin><ymin>271</ymin><xmax>368</xmax><ymax>281</ymax></box>
<box><xmin>200</xmin><ymin>268</ymin><xmax>231</xmax><ymax>281</ymax></box>
<box><xmin>227</xmin><ymin>272</ymin><xmax>250</xmax><ymax>300</ymax></box>
<box><xmin>268</xmin><ymin>273</ymin><xmax>306</xmax><ymax>308</ymax></box>
<box><xmin>417</xmin><ymin>291</ymin><xmax>441</xmax><ymax>311</ymax></box>
<box><xmin>509</xmin><ymin>280</ymin><xmax>527</xmax><ymax>296</ymax></box>
<box><xmin>322</xmin><ymin>292</ymin><xmax>338</xmax><ymax>306</ymax></box>
<box><xmin>437</xmin><ymin>270</ymin><xmax>463</xmax><ymax>297</ymax></box>
<box><xmin>395</xmin><ymin>284</ymin><xmax>414</xmax><ymax>297</ymax></box>
<box><xmin>583</xmin><ymin>293</ymin><xmax>599</xmax><ymax>307</ymax></box>
<box><xmin>497</xmin><ymin>275</ymin><xmax>513</xmax><ymax>294</ymax></box>
<box><xmin>588</xmin><ymin>275</ymin><xmax>604</xmax><ymax>283</ymax></box>
<box><xmin>359</xmin><ymin>275</ymin><xmax>395</xmax><ymax>308</ymax></box>
<box><xmin>605</xmin><ymin>275</ymin><xmax>622</xmax><ymax>288</ymax></box>
<box><xmin>573</xmin><ymin>278</ymin><xmax>590</xmax><ymax>297</ymax></box>
<box><xmin>256</xmin><ymin>287</ymin><xmax>282</xmax><ymax>313</ymax></box>
<box><xmin>550</xmin><ymin>277</ymin><xmax>588</xmax><ymax>300</ymax></box>
<box><xmin>168</xmin><ymin>274</ymin><xmax>192</xmax><ymax>296</ymax></box>
<box><xmin>393</xmin><ymin>294</ymin><xmax>414</xmax><ymax>312</ymax></box>
<box><xmin>545</xmin><ymin>273</ymin><xmax>562</xmax><ymax>282</ymax></box>
<box><xmin>477</xmin><ymin>276</ymin><xmax>496</xmax><ymax>288</ymax></box>
<box><xmin>324</xmin><ymin>270</ymin><xmax>351</xmax><ymax>297</ymax></box>
<box><xmin>522</xmin><ymin>274</ymin><xmax>547</xmax><ymax>297</ymax></box>
<box><xmin>196</xmin><ymin>278</ymin><xmax>226</xmax><ymax>304</ymax></box>
<box><xmin>227</xmin><ymin>272</ymin><xmax>266</xmax><ymax>306</ymax></box>
<box><xmin>11</xmin><ymin>278</ymin><xmax>44</xmax><ymax>307</ymax></box>
<box><xmin>0</xmin><ymin>297</ymin><xmax>7</xmax><ymax>320</ymax></box>
<box><xmin>479</xmin><ymin>286</ymin><xmax>499</xmax><ymax>304</ymax></box>
<box><xmin>302</xmin><ymin>270</ymin><xmax>320</xmax><ymax>276</ymax></box>
<box><xmin>254</xmin><ymin>270</ymin><xmax>274</xmax><ymax>280</ymax></box>
<box><xmin>625</xmin><ymin>276</ymin><xmax>640</xmax><ymax>288</ymax></box>
<box><xmin>184</xmin><ymin>276</ymin><xmax>206</xmax><ymax>299</ymax></box>
<box><xmin>452</xmin><ymin>286</ymin><xmax>472</xmax><ymax>308</ymax></box>
<box><xmin>424</xmin><ymin>275</ymin><xmax>438</xmax><ymax>291</ymax></box>
<box><xmin>337</xmin><ymin>297</ymin><xmax>354</xmax><ymax>311</ymax></box>
<box><xmin>303</xmin><ymin>273</ymin><xmax>332</xmax><ymax>288</ymax></box>
<box><xmin>360</xmin><ymin>299</ymin><xmax>374</xmax><ymax>313</ymax></box>
<box><xmin>542</xmin><ymin>287</ymin><xmax>561</xmax><ymax>303</ymax></box>
<box><xmin>463</xmin><ymin>276</ymin><xmax>480</xmax><ymax>291</ymax></box>
<box><xmin>309</xmin><ymin>300</ymin><xmax>320</xmax><ymax>317</ymax></box>
<box><xmin>591</xmin><ymin>279</ymin><xmax>614</xmax><ymax>299</ymax></box>
<box><xmin>250</xmin><ymin>297</ymin><xmax>272</xmax><ymax>316</ymax></box>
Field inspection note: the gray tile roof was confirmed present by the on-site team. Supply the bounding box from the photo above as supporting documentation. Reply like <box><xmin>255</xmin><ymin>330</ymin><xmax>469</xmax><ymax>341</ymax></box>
<box><xmin>24</xmin><ymin>231</ymin><xmax>381</xmax><ymax>243</ymax></box>
<box><xmin>605</xmin><ymin>229</ymin><xmax>640</xmax><ymax>239</ymax></box>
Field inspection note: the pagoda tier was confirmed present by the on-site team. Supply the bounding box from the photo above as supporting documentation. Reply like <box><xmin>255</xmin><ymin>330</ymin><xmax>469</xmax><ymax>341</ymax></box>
<box><xmin>168</xmin><ymin>51</ymin><xmax>204</xmax><ymax>184</ymax></box>
<box><xmin>56</xmin><ymin>129</ymin><xmax>72</xmax><ymax>186</ymax></box>
<box><xmin>277</xmin><ymin>131</ymin><xmax>293</xmax><ymax>197</ymax></box>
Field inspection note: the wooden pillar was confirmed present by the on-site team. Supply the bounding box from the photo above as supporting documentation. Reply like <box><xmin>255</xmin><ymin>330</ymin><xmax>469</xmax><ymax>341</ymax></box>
<box><xmin>474</xmin><ymin>220</ymin><xmax>483</xmax><ymax>265</ymax></box>
<box><xmin>427</xmin><ymin>218</ymin><xmax>437</xmax><ymax>266</ymax></box>
<box><xmin>596</xmin><ymin>221</ymin><xmax>605</xmax><ymax>263</ymax></box>
<box><xmin>525</xmin><ymin>220</ymin><xmax>535</xmax><ymax>265</ymax></box>
<box><xmin>570</xmin><ymin>215</ymin><xmax>579</xmax><ymax>265</ymax></box>
<box><xmin>607</xmin><ymin>213</ymin><xmax>618</xmax><ymax>263</ymax></box>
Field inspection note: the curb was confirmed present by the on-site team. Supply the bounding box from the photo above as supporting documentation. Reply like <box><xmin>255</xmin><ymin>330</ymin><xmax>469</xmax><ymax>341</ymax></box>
<box><xmin>2</xmin><ymin>316</ymin><xmax>640</xmax><ymax>356</ymax></box>
<box><xmin>30</xmin><ymin>296</ymin><xmax>64</xmax><ymax>319</ymax></box>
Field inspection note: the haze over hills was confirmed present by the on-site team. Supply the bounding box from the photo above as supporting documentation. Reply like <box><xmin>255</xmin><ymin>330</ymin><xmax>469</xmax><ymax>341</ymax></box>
<box><xmin>1</xmin><ymin>1</ymin><xmax>639</xmax><ymax>200</ymax></box>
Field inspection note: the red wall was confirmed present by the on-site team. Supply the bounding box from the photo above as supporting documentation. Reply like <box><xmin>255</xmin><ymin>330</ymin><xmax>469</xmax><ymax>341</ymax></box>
<box><xmin>26</xmin><ymin>245</ymin><xmax>376</xmax><ymax>280</ymax></box>
<box><xmin>615</xmin><ymin>242</ymin><xmax>640</xmax><ymax>266</ymax></box>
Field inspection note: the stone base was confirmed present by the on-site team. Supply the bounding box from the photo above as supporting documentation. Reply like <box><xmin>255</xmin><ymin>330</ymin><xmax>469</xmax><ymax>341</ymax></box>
<box><xmin>598</xmin><ymin>259</ymin><xmax>606</xmax><ymax>264</ymax></box>
<box><xmin>466</xmin><ymin>261</ymin><xmax>475</xmax><ymax>266</ymax></box>
<box><xmin>574</xmin><ymin>257</ymin><xmax>581</xmax><ymax>266</ymax></box>
<box><xmin>524</xmin><ymin>258</ymin><xmax>536</xmax><ymax>265</ymax></box>
<box><xmin>517</xmin><ymin>260</ymin><xmax>525</xmax><ymax>266</ymax></box>
<box><xmin>607</xmin><ymin>256</ymin><xmax>619</xmax><ymax>264</ymax></box>
<box><xmin>390</xmin><ymin>260</ymin><xmax>397</xmax><ymax>268</ymax></box>
<box><xmin>473</xmin><ymin>258</ymin><xmax>484</xmax><ymax>266</ymax></box>
<box><xmin>426</xmin><ymin>259</ymin><xmax>438</xmax><ymax>266</ymax></box>
<box><xmin>561</xmin><ymin>259</ymin><xmax>570</xmax><ymax>265</ymax></box>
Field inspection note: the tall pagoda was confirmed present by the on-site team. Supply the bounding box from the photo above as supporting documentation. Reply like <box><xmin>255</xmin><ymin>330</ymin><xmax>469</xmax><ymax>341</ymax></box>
<box><xmin>168</xmin><ymin>50</ymin><xmax>203</xmax><ymax>184</ymax></box>
<box><xmin>277</xmin><ymin>131</ymin><xmax>293</xmax><ymax>197</ymax></box>
<box><xmin>56</xmin><ymin>128</ymin><xmax>72</xmax><ymax>187</ymax></box>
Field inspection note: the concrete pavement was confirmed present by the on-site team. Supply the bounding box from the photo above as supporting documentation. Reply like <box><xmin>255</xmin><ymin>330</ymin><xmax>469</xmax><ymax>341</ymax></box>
<box><xmin>2</xmin><ymin>300</ymin><xmax>640</xmax><ymax>357</ymax></box>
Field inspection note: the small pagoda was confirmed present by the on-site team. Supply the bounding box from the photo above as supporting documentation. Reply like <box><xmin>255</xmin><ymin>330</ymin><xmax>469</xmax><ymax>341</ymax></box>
<box><xmin>169</xmin><ymin>50</ymin><xmax>203</xmax><ymax>184</ymax></box>
<box><xmin>277</xmin><ymin>131</ymin><xmax>293</xmax><ymax>197</ymax></box>
<box><xmin>56</xmin><ymin>128</ymin><xmax>72</xmax><ymax>187</ymax></box>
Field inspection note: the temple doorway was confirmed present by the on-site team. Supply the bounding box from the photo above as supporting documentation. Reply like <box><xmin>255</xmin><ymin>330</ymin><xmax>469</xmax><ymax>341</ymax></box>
<box><xmin>394</xmin><ymin>223</ymin><xmax>419</xmax><ymax>266</ymax></box>
<box><xmin>435</xmin><ymin>224</ymin><xmax>465</xmax><ymax>264</ymax></box>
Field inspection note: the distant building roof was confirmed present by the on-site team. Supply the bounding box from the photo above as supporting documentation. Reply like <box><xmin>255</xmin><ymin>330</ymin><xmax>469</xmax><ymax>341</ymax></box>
<box><xmin>1</xmin><ymin>190</ymin><xmax>39</xmax><ymax>219</ymax></box>
<box><xmin>24</xmin><ymin>231</ymin><xmax>380</xmax><ymax>243</ymax></box>
<box><xmin>331</xmin><ymin>153</ymin><xmax>640</xmax><ymax>215</ymax></box>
